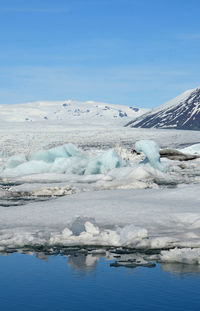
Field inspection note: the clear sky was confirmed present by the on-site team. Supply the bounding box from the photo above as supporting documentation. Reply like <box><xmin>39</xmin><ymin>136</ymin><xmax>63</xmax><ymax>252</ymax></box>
<box><xmin>0</xmin><ymin>0</ymin><xmax>200</xmax><ymax>108</ymax></box>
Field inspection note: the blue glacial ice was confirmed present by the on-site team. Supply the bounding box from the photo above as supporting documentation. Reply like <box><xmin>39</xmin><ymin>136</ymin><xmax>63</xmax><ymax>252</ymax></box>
<box><xmin>31</xmin><ymin>143</ymin><xmax>80</xmax><ymax>162</ymax></box>
<box><xmin>0</xmin><ymin>140</ymin><xmax>168</xmax><ymax>178</ymax></box>
<box><xmin>135</xmin><ymin>140</ymin><xmax>167</xmax><ymax>172</ymax></box>
<box><xmin>1</xmin><ymin>144</ymin><xmax>124</xmax><ymax>177</ymax></box>
<box><xmin>4</xmin><ymin>154</ymin><xmax>27</xmax><ymax>169</ymax></box>
<box><xmin>85</xmin><ymin>149</ymin><xmax>122</xmax><ymax>175</ymax></box>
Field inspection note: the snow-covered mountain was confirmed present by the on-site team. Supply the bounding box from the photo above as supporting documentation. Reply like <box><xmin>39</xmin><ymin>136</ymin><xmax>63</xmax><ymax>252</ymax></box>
<box><xmin>126</xmin><ymin>87</ymin><xmax>200</xmax><ymax>130</ymax></box>
<box><xmin>0</xmin><ymin>100</ymin><xmax>149</xmax><ymax>125</ymax></box>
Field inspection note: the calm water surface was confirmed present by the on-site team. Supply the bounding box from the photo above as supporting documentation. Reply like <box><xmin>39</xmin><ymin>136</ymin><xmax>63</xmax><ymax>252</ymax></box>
<box><xmin>0</xmin><ymin>252</ymin><xmax>200</xmax><ymax>311</ymax></box>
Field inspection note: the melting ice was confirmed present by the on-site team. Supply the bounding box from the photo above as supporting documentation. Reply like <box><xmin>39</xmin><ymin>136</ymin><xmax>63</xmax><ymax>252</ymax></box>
<box><xmin>0</xmin><ymin>140</ymin><xmax>200</xmax><ymax>266</ymax></box>
<box><xmin>0</xmin><ymin>143</ymin><xmax>124</xmax><ymax>177</ymax></box>
<box><xmin>0</xmin><ymin>140</ymin><xmax>169</xmax><ymax>178</ymax></box>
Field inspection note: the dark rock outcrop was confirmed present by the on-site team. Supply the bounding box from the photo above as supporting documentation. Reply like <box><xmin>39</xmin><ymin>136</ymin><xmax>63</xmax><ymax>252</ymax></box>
<box><xmin>159</xmin><ymin>149</ymin><xmax>200</xmax><ymax>161</ymax></box>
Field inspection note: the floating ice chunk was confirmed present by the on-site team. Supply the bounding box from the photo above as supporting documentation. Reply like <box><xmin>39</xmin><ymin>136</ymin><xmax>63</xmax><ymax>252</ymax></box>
<box><xmin>4</xmin><ymin>154</ymin><xmax>27</xmax><ymax>169</ymax></box>
<box><xmin>84</xmin><ymin>221</ymin><xmax>100</xmax><ymax>235</ymax></box>
<box><xmin>70</xmin><ymin>217</ymin><xmax>97</xmax><ymax>236</ymax></box>
<box><xmin>0</xmin><ymin>144</ymin><xmax>124</xmax><ymax>177</ymax></box>
<box><xmin>70</xmin><ymin>156</ymin><xmax>90</xmax><ymax>175</ymax></box>
<box><xmin>50</xmin><ymin>155</ymin><xmax>89</xmax><ymax>175</ymax></box>
<box><xmin>85</xmin><ymin>149</ymin><xmax>123</xmax><ymax>175</ymax></box>
<box><xmin>108</xmin><ymin>166</ymin><xmax>151</xmax><ymax>181</ymax></box>
<box><xmin>49</xmin><ymin>227</ymin><xmax>73</xmax><ymax>245</ymax></box>
<box><xmin>97</xmin><ymin>166</ymin><xmax>155</xmax><ymax>190</ymax></box>
<box><xmin>160</xmin><ymin>248</ymin><xmax>200</xmax><ymax>265</ymax></box>
<box><xmin>3</xmin><ymin>160</ymin><xmax>51</xmax><ymax>177</ymax></box>
<box><xmin>31</xmin><ymin>149</ymin><xmax>57</xmax><ymax>163</ymax></box>
<box><xmin>135</xmin><ymin>140</ymin><xmax>167</xmax><ymax>172</ymax></box>
<box><xmin>50</xmin><ymin>158</ymin><xmax>72</xmax><ymax>173</ymax></box>
<box><xmin>0</xmin><ymin>151</ymin><xmax>4</xmax><ymax>158</ymax></box>
<box><xmin>149</xmin><ymin>237</ymin><xmax>178</xmax><ymax>249</ymax></box>
<box><xmin>31</xmin><ymin>143</ymin><xmax>81</xmax><ymax>163</ymax></box>
<box><xmin>62</xmin><ymin>228</ymin><xmax>73</xmax><ymax>237</ymax></box>
<box><xmin>118</xmin><ymin>224</ymin><xmax>148</xmax><ymax>246</ymax></box>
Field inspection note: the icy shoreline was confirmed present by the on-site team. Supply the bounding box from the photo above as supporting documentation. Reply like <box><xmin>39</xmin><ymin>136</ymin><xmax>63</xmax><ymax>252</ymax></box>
<box><xmin>0</xmin><ymin>125</ymin><xmax>200</xmax><ymax>264</ymax></box>
<box><xmin>0</xmin><ymin>185</ymin><xmax>200</xmax><ymax>258</ymax></box>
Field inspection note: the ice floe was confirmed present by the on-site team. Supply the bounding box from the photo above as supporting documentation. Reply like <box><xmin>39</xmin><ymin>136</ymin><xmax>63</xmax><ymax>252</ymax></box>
<box><xmin>0</xmin><ymin>185</ymin><xmax>199</xmax><ymax>254</ymax></box>
<box><xmin>160</xmin><ymin>248</ymin><xmax>200</xmax><ymax>265</ymax></box>
<box><xmin>0</xmin><ymin>138</ymin><xmax>200</xmax><ymax>265</ymax></box>
<box><xmin>1</xmin><ymin>144</ymin><xmax>124</xmax><ymax>177</ymax></box>
<box><xmin>135</xmin><ymin>140</ymin><xmax>167</xmax><ymax>172</ymax></box>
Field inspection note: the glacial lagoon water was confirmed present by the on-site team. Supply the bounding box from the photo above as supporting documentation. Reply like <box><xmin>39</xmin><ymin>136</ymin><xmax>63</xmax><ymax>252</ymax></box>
<box><xmin>0</xmin><ymin>252</ymin><xmax>200</xmax><ymax>311</ymax></box>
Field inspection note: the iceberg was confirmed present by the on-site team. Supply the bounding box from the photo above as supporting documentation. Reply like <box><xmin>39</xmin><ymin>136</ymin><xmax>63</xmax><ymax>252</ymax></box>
<box><xmin>3</xmin><ymin>160</ymin><xmax>51</xmax><ymax>177</ymax></box>
<box><xmin>1</xmin><ymin>144</ymin><xmax>124</xmax><ymax>177</ymax></box>
<box><xmin>4</xmin><ymin>154</ymin><xmax>27</xmax><ymax>169</ymax></box>
<box><xmin>85</xmin><ymin>149</ymin><xmax>123</xmax><ymax>175</ymax></box>
<box><xmin>31</xmin><ymin>143</ymin><xmax>81</xmax><ymax>162</ymax></box>
<box><xmin>160</xmin><ymin>248</ymin><xmax>200</xmax><ymax>265</ymax></box>
<box><xmin>135</xmin><ymin>140</ymin><xmax>167</xmax><ymax>172</ymax></box>
<box><xmin>50</xmin><ymin>157</ymin><xmax>72</xmax><ymax>174</ymax></box>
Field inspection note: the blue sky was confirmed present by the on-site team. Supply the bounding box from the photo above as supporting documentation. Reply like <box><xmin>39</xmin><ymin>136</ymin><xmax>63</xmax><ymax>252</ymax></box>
<box><xmin>0</xmin><ymin>0</ymin><xmax>200</xmax><ymax>108</ymax></box>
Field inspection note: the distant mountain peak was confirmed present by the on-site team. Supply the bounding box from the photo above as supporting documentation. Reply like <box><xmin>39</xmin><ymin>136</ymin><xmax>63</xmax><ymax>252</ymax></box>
<box><xmin>126</xmin><ymin>87</ymin><xmax>200</xmax><ymax>130</ymax></box>
<box><xmin>0</xmin><ymin>100</ymin><xmax>149</xmax><ymax>125</ymax></box>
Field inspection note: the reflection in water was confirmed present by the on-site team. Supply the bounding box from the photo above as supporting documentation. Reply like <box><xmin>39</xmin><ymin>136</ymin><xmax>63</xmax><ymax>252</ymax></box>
<box><xmin>36</xmin><ymin>252</ymin><xmax>49</xmax><ymax>262</ymax></box>
<box><xmin>0</xmin><ymin>248</ymin><xmax>200</xmax><ymax>276</ymax></box>
<box><xmin>0</xmin><ymin>251</ymin><xmax>200</xmax><ymax>311</ymax></box>
<box><xmin>67</xmin><ymin>254</ymin><xmax>98</xmax><ymax>272</ymax></box>
<box><xmin>161</xmin><ymin>263</ymin><xmax>200</xmax><ymax>275</ymax></box>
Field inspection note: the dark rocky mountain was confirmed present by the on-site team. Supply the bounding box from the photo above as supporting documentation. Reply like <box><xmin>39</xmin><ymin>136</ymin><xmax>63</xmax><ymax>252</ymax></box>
<box><xmin>126</xmin><ymin>87</ymin><xmax>200</xmax><ymax>130</ymax></box>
